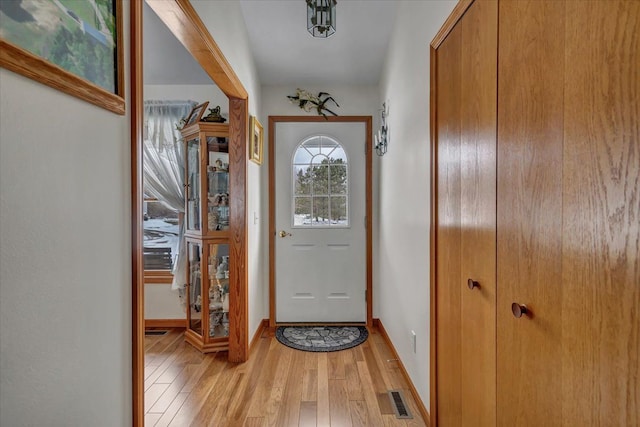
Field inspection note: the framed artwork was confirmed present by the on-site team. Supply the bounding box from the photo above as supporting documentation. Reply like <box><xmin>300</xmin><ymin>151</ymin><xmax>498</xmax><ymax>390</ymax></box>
<box><xmin>0</xmin><ymin>0</ymin><xmax>125</xmax><ymax>115</ymax></box>
<box><xmin>185</xmin><ymin>102</ymin><xmax>209</xmax><ymax>127</ymax></box>
<box><xmin>250</xmin><ymin>116</ymin><xmax>263</xmax><ymax>165</ymax></box>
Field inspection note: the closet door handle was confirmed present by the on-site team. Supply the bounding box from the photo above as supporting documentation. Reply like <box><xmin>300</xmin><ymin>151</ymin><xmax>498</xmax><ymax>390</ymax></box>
<box><xmin>467</xmin><ymin>279</ymin><xmax>480</xmax><ymax>290</ymax></box>
<box><xmin>511</xmin><ymin>303</ymin><xmax>528</xmax><ymax>318</ymax></box>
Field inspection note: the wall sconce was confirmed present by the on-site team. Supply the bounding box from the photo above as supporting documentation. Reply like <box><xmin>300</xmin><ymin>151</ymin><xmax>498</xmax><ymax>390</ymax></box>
<box><xmin>374</xmin><ymin>102</ymin><xmax>389</xmax><ymax>156</ymax></box>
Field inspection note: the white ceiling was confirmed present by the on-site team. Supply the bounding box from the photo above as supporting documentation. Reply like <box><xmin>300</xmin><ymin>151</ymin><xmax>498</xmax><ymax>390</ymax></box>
<box><xmin>239</xmin><ymin>0</ymin><xmax>398</xmax><ymax>86</ymax></box>
<box><xmin>144</xmin><ymin>1</ymin><xmax>398</xmax><ymax>86</ymax></box>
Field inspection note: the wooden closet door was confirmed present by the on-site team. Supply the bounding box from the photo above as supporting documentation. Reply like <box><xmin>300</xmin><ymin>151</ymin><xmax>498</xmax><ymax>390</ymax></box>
<box><xmin>435</xmin><ymin>1</ymin><xmax>497</xmax><ymax>425</ymax></box>
<box><xmin>459</xmin><ymin>0</ymin><xmax>497</xmax><ymax>425</ymax></box>
<box><xmin>496</xmin><ymin>1</ymin><xmax>565</xmax><ymax>424</ymax></box>
<box><xmin>435</xmin><ymin>17</ymin><xmax>463</xmax><ymax>426</ymax></box>
<box><xmin>562</xmin><ymin>1</ymin><xmax>639</xmax><ymax>424</ymax></box>
<box><xmin>498</xmin><ymin>1</ymin><xmax>639</xmax><ymax>424</ymax></box>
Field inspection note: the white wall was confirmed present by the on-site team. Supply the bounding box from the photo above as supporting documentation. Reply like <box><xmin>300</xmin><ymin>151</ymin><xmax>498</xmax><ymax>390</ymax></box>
<box><xmin>0</xmin><ymin>17</ymin><xmax>131</xmax><ymax>427</ymax></box>
<box><xmin>191</xmin><ymin>0</ymin><xmax>265</xmax><ymax>342</ymax></box>
<box><xmin>262</xmin><ymin>84</ymin><xmax>380</xmax><ymax>118</ymax></box>
<box><xmin>377</xmin><ymin>0</ymin><xmax>457</xmax><ymax>409</ymax></box>
<box><xmin>144</xmin><ymin>284</ymin><xmax>185</xmax><ymax>320</ymax></box>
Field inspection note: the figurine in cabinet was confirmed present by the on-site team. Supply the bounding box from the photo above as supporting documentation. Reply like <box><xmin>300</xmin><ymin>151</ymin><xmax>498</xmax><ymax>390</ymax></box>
<box><xmin>212</xmin><ymin>193</ymin><xmax>229</xmax><ymax>206</ymax></box>
<box><xmin>208</xmin><ymin>210</ymin><xmax>219</xmax><ymax>231</ymax></box>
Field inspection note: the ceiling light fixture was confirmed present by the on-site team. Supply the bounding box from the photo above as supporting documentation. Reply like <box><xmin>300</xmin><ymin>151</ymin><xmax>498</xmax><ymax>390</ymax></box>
<box><xmin>307</xmin><ymin>0</ymin><xmax>336</xmax><ymax>38</ymax></box>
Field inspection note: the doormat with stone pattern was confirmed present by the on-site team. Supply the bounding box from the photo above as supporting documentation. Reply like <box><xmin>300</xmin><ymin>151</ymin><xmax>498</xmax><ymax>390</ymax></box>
<box><xmin>275</xmin><ymin>326</ymin><xmax>368</xmax><ymax>352</ymax></box>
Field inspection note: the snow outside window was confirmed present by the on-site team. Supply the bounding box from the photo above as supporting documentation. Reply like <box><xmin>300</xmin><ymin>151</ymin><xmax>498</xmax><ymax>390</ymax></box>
<box><xmin>292</xmin><ymin>135</ymin><xmax>349</xmax><ymax>227</ymax></box>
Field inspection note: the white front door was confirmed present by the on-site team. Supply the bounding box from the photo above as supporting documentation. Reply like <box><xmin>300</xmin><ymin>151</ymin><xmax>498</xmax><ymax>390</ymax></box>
<box><xmin>275</xmin><ymin>121</ymin><xmax>367</xmax><ymax>322</ymax></box>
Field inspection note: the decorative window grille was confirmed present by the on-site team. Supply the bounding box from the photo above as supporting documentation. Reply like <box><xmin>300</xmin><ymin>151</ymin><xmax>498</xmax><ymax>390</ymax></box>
<box><xmin>292</xmin><ymin>135</ymin><xmax>349</xmax><ymax>227</ymax></box>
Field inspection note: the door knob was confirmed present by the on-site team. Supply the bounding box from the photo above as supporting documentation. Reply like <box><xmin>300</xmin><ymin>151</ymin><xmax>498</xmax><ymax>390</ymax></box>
<box><xmin>511</xmin><ymin>303</ymin><xmax>528</xmax><ymax>318</ymax></box>
<box><xmin>467</xmin><ymin>279</ymin><xmax>479</xmax><ymax>290</ymax></box>
<box><xmin>278</xmin><ymin>230</ymin><xmax>292</xmax><ymax>238</ymax></box>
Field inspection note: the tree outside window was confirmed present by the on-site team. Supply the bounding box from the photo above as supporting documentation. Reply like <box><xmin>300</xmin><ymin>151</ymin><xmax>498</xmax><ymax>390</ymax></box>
<box><xmin>293</xmin><ymin>136</ymin><xmax>349</xmax><ymax>227</ymax></box>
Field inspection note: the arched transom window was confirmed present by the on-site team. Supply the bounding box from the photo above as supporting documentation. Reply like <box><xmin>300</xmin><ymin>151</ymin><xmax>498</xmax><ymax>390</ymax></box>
<box><xmin>293</xmin><ymin>135</ymin><xmax>349</xmax><ymax>227</ymax></box>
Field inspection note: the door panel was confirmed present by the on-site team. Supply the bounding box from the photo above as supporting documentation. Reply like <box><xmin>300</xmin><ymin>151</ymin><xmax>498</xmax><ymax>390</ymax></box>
<box><xmin>497</xmin><ymin>1</ymin><xmax>565</xmax><ymax>424</ymax></box>
<box><xmin>562</xmin><ymin>1</ymin><xmax>639</xmax><ymax>424</ymax></box>
<box><xmin>275</xmin><ymin>122</ymin><xmax>366</xmax><ymax>322</ymax></box>
<box><xmin>435</xmin><ymin>18</ymin><xmax>463</xmax><ymax>427</ymax></box>
<box><xmin>435</xmin><ymin>1</ymin><xmax>497</xmax><ymax>425</ymax></box>
<box><xmin>459</xmin><ymin>1</ymin><xmax>497</xmax><ymax>425</ymax></box>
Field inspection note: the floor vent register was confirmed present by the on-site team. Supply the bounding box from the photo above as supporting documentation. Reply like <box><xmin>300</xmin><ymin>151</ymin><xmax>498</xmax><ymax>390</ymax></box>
<box><xmin>388</xmin><ymin>389</ymin><xmax>413</xmax><ymax>419</ymax></box>
<box><xmin>144</xmin><ymin>330</ymin><xmax>168</xmax><ymax>336</ymax></box>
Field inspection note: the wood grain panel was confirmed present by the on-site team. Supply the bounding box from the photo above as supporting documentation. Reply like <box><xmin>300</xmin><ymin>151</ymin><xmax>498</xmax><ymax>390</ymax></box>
<box><xmin>154</xmin><ymin>392</ymin><xmax>188</xmax><ymax>427</ymax></box>
<box><xmin>298</xmin><ymin>401</ymin><xmax>317</xmax><ymax>427</ymax></box>
<box><xmin>168</xmin><ymin>352</ymin><xmax>228</xmax><ymax>425</ymax></box>
<box><xmin>355</xmin><ymin>360</ymin><xmax>386</xmax><ymax>426</ymax></box>
<box><xmin>243</xmin><ymin>417</ymin><xmax>267</xmax><ymax>427</ymax></box>
<box><xmin>496</xmin><ymin>1</ymin><xmax>565</xmax><ymax>424</ymax></box>
<box><xmin>130</xmin><ymin>2</ymin><xmax>145</xmax><ymax>425</ymax></box>
<box><xmin>246</xmin><ymin>339</ymin><xmax>284</xmax><ymax>417</ymax></box>
<box><xmin>349</xmin><ymin>400</ymin><xmax>370</xmax><ymax>427</ymax></box>
<box><xmin>329</xmin><ymin>351</ymin><xmax>346</xmax><ymax>380</ymax></box>
<box><xmin>459</xmin><ymin>1</ymin><xmax>497</xmax><ymax>425</ymax></box>
<box><xmin>430</xmin><ymin>0</ymin><xmax>474</xmax><ymax>49</ymax></box>
<box><xmin>144</xmin><ymin>413</ymin><xmax>162</xmax><ymax>426</ymax></box>
<box><xmin>301</xmin><ymin>369</ymin><xmax>318</xmax><ymax>402</ymax></box>
<box><xmin>228</xmin><ymin>97</ymin><xmax>249</xmax><ymax>362</ymax></box>
<box><xmin>275</xmin><ymin>348</ymin><xmax>304</xmax><ymax>426</ymax></box>
<box><xmin>344</xmin><ymin>350</ymin><xmax>364</xmax><ymax>401</ymax></box>
<box><xmin>317</xmin><ymin>352</ymin><xmax>331</xmax><ymax>426</ymax></box>
<box><xmin>329</xmin><ymin>379</ymin><xmax>352</xmax><ymax>427</ymax></box>
<box><xmin>562</xmin><ymin>1</ymin><xmax>640</xmax><ymax>424</ymax></box>
<box><xmin>434</xmin><ymin>13</ymin><xmax>463</xmax><ymax>427</ymax></box>
<box><xmin>228</xmin><ymin>336</ymin><xmax>272</xmax><ymax>423</ymax></box>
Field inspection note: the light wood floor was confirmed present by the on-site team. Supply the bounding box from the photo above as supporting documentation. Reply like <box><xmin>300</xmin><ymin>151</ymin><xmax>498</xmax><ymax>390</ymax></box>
<box><xmin>144</xmin><ymin>326</ymin><xmax>427</xmax><ymax>426</ymax></box>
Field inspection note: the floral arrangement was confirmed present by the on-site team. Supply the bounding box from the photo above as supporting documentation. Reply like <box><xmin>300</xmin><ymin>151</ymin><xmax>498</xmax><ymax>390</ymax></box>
<box><xmin>287</xmin><ymin>88</ymin><xmax>340</xmax><ymax>119</ymax></box>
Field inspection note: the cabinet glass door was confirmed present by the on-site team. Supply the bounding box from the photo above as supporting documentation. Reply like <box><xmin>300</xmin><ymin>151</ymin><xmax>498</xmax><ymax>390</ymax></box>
<box><xmin>206</xmin><ymin>242</ymin><xmax>230</xmax><ymax>338</ymax></box>
<box><xmin>206</xmin><ymin>136</ymin><xmax>230</xmax><ymax>232</ymax></box>
<box><xmin>186</xmin><ymin>137</ymin><xmax>201</xmax><ymax>232</ymax></box>
<box><xmin>187</xmin><ymin>241</ymin><xmax>203</xmax><ymax>336</ymax></box>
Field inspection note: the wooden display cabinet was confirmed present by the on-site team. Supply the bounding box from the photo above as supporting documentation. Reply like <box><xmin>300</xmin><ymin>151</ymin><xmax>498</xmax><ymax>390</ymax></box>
<box><xmin>185</xmin><ymin>239</ymin><xmax>231</xmax><ymax>352</ymax></box>
<box><xmin>183</xmin><ymin>123</ymin><xmax>230</xmax><ymax>238</ymax></box>
<box><xmin>181</xmin><ymin>122</ymin><xmax>234</xmax><ymax>353</ymax></box>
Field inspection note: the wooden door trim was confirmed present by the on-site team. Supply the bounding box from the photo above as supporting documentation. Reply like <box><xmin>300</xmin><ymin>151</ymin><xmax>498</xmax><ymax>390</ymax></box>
<box><xmin>131</xmin><ymin>1</ymin><xmax>249</xmax><ymax>425</ymax></box>
<box><xmin>431</xmin><ymin>0</ymin><xmax>474</xmax><ymax>49</ymax></box>
<box><xmin>145</xmin><ymin>0</ymin><xmax>247</xmax><ymax>99</ymax></box>
<box><xmin>429</xmin><ymin>44</ymin><xmax>439</xmax><ymax>427</ymax></box>
<box><xmin>228</xmin><ymin>97</ymin><xmax>249</xmax><ymax>363</ymax></box>
<box><xmin>131</xmin><ymin>1</ymin><xmax>144</xmax><ymax>425</ymax></box>
<box><xmin>268</xmin><ymin>116</ymin><xmax>373</xmax><ymax>328</ymax></box>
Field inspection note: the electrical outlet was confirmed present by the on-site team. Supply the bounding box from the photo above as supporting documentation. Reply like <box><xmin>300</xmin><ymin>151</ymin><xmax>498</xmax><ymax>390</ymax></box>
<box><xmin>411</xmin><ymin>330</ymin><xmax>416</xmax><ymax>353</ymax></box>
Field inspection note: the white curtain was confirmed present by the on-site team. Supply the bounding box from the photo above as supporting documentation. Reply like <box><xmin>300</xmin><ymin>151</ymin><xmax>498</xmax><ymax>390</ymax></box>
<box><xmin>144</xmin><ymin>100</ymin><xmax>196</xmax><ymax>292</ymax></box>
